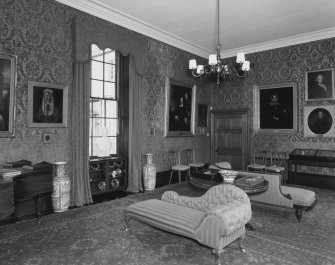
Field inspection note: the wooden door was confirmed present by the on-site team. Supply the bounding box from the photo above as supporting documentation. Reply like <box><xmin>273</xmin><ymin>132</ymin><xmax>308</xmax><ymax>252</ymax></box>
<box><xmin>211</xmin><ymin>109</ymin><xmax>250</xmax><ymax>170</ymax></box>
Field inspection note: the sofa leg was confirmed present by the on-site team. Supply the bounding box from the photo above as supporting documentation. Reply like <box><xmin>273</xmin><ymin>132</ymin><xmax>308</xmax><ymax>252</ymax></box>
<box><xmin>124</xmin><ymin>212</ymin><xmax>131</xmax><ymax>231</ymax></box>
<box><xmin>238</xmin><ymin>237</ymin><xmax>246</xmax><ymax>253</ymax></box>
<box><xmin>295</xmin><ymin>209</ymin><xmax>303</xmax><ymax>222</ymax></box>
<box><xmin>212</xmin><ymin>249</ymin><xmax>223</xmax><ymax>265</ymax></box>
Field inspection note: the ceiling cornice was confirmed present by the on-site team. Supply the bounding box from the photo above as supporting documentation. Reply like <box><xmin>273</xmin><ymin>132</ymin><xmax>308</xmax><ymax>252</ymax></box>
<box><xmin>221</xmin><ymin>27</ymin><xmax>335</xmax><ymax>58</ymax></box>
<box><xmin>56</xmin><ymin>0</ymin><xmax>335</xmax><ymax>59</ymax></box>
<box><xmin>55</xmin><ymin>0</ymin><xmax>213</xmax><ymax>57</ymax></box>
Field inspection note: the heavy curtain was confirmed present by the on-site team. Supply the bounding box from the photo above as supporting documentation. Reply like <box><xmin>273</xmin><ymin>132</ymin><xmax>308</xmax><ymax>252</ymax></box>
<box><xmin>71</xmin><ymin>62</ymin><xmax>93</xmax><ymax>206</ymax></box>
<box><xmin>127</xmin><ymin>56</ymin><xmax>143</xmax><ymax>192</ymax></box>
<box><xmin>71</xmin><ymin>16</ymin><xmax>146</xmax><ymax>204</ymax></box>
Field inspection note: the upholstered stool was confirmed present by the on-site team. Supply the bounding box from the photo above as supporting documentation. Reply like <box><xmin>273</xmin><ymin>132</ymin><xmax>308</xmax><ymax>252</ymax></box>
<box><xmin>281</xmin><ymin>186</ymin><xmax>317</xmax><ymax>221</ymax></box>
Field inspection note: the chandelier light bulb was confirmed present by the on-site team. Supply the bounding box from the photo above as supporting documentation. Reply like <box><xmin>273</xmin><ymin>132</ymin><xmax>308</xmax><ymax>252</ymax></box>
<box><xmin>242</xmin><ymin>61</ymin><xmax>250</xmax><ymax>71</ymax></box>
<box><xmin>196</xmin><ymin>65</ymin><xmax>204</xmax><ymax>74</ymax></box>
<box><xmin>208</xmin><ymin>54</ymin><xmax>217</xmax><ymax>65</ymax></box>
<box><xmin>236</xmin><ymin>52</ymin><xmax>245</xmax><ymax>63</ymax></box>
<box><xmin>189</xmin><ymin>59</ymin><xmax>197</xmax><ymax>69</ymax></box>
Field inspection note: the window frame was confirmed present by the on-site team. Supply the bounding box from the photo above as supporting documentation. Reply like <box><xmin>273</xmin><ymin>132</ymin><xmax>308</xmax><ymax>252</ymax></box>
<box><xmin>89</xmin><ymin>45</ymin><xmax>120</xmax><ymax>157</ymax></box>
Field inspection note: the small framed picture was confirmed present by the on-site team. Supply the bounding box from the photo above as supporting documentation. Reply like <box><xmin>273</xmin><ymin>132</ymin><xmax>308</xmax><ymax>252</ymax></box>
<box><xmin>28</xmin><ymin>81</ymin><xmax>68</xmax><ymax>127</ymax></box>
<box><xmin>305</xmin><ymin>69</ymin><xmax>334</xmax><ymax>101</ymax></box>
<box><xmin>197</xmin><ymin>103</ymin><xmax>208</xmax><ymax>127</ymax></box>
<box><xmin>42</xmin><ymin>133</ymin><xmax>52</xmax><ymax>144</ymax></box>
<box><xmin>303</xmin><ymin>105</ymin><xmax>335</xmax><ymax>138</ymax></box>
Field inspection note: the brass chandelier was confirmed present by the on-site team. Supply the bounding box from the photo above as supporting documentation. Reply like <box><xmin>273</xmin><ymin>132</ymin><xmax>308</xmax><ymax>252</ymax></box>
<box><xmin>189</xmin><ymin>0</ymin><xmax>251</xmax><ymax>84</ymax></box>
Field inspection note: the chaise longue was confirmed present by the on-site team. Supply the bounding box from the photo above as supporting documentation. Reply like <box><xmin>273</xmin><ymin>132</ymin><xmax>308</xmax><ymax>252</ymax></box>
<box><xmin>124</xmin><ymin>184</ymin><xmax>252</xmax><ymax>265</ymax></box>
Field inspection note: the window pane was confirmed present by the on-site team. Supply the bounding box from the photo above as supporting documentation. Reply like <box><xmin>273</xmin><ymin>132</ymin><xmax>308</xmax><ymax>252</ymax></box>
<box><xmin>91</xmin><ymin>44</ymin><xmax>103</xmax><ymax>62</ymax></box>
<box><xmin>104</xmin><ymin>82</ymin><xmax>116</xmax><ymax>99</ymax></box>
<box><xmin>106</xmin><ymin>100</ymin><xmax>117</xmax><ymax>118</ymax></box>
<box><xmin>89</xmin><ymin>137</ymin><xmax>92</xmax><ymax>156</ymax></box>
<box><xmin>91</xmin><ymin>80</ymin><xmax>103</xmax><ymax>98</ymax></box>
<box><xmin>104</xmin><ymin>64</ymin><xmax>115</xmax><ymax>82</ymax></box>
<box><xmin>109</xmin><ymin>137</ymin><xmax>117</xmax><ymax>154</ymax></box>
<box><xmin>90</xmin><ymin>100</ymin><xmax>99</xmax><ymax>117</ymax></box>
<box><xmin>106</xmin><ymin>118</ymin><xmax>118</xmax><ymax>136</ymax></box>
<box><xmin>91</xmin><ymin>118</ymin><xmax>105</xmax><ymax>137</ymax></box>
<box><xmin>105</xmin><ymin>49</ymin><xmax>115</xmax><ymax>64</ymax></box>
<box><xmin>91</xmin><ymin>60</ymin><xmax>103</xmax><ymax>80</ymax></box>
<box><xmin>92</xmin><ymin>136</ymin><xmax>116</xmax><ymax>157</ymax></box>
<box><xmin>92</xmin><ymin>99</ymin><xmax>105</xmax><ymax>118</ymax></box>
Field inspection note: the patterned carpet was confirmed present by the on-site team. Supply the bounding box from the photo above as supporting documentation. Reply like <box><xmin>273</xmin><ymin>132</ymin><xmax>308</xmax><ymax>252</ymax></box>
<box><xmin>1</xmin><ymin>182</ymin><xmax>335</xmax><ymax>265</ymax></box>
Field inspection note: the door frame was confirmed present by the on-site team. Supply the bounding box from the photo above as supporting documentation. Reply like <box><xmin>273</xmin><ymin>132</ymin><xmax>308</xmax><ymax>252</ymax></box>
<box><xmin>210</xmin><ymin>108</ymin><xmax>251</xmax><ymax>168</ymax></box>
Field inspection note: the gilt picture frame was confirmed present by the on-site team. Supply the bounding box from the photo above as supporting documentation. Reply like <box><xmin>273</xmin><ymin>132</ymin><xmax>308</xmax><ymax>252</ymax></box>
<box><xmin>253</xmin><ymin>82</ymin><xmax>297</xmax><ymax>134</ymax></box>
<box><xmin>303</xmin><ymin>104</ymin><xmax>335</xmax><ymax>138</ymax></box>
<box><xmin>164</xmin><ymin>77</ymin><xmax>196</xmax><ymax>137</ymax></box>
<box><xmin>27</xmin><ymin>81</ymin><xmax>68</xmax><ymax>128</ymax></box>
<box><xmin>305</xmin><ymin>69</ymin><xmax>334</xmax><ymax>101</ymax></box>
<box><xmin>0</xmin><ymin>54</ymin><xmax>17</xmax><ymax>137</ymax></box>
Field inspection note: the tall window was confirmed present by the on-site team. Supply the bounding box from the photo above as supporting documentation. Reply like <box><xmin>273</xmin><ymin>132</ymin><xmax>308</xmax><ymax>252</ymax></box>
<box><xmin>89</xmin><ymin>44</ymin><xmax>118</xmax><ymax>157</ymax></box>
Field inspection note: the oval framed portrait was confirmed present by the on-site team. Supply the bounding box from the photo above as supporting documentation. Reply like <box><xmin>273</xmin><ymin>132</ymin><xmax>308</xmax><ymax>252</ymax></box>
<box><xmin>304</xmin><ymin>105</ymin><xmax>335</xmax><ymax>137</ymax></box>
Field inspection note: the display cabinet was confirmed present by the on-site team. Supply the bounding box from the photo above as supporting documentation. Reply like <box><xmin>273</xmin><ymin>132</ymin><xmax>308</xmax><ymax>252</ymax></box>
<box><xmin>288</xmin><ymin>149</ymin><xmax>335</xmax><ymax>189</ymax></box>
<box><xmin>89</xmin><ymin>156</ymin><xmax>128</xmax><ymax>196</ymax></box>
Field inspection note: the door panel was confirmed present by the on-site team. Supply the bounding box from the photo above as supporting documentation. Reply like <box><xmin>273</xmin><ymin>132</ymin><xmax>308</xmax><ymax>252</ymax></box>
<box><xmin>211</xmin><ymin>109</ymin><xmax>250</xmax><ymax>170</ymax></box>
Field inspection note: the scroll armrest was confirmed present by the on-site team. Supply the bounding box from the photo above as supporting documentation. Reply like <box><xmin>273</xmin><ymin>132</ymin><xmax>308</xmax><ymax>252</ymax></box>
<box><xmin>198</xmin><ymin>200</ymin><xmax>252</xmax><ymax>236</ymax></box>
<box><xmin>161</xmin><ymin>191</ymin><xmax>208</xmax><ymax>212</ymax></box>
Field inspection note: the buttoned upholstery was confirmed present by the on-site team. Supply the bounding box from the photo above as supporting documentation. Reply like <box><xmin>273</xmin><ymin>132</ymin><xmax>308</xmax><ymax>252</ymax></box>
<box><xmin>125</xmin><ymin>184</ymin><xmax>252</xmax><ymax>265</ymax></box>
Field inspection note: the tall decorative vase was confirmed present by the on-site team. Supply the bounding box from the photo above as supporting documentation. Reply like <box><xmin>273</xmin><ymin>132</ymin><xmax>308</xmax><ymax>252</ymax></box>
<box><xmin>143</xmin><ymin>153</ymin><xmax>156</xmax><ymax>191</ymax></box>
<box><xmin>51</xmin><ymin>162</ymin><xmax>71</xmax><ymax>212</ymax></box>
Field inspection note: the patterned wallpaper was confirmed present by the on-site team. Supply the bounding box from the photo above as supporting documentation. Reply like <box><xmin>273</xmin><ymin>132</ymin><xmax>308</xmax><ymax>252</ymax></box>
<box><xmin>73</xmin><ymin>14</ymin><xmax>212</xmax><ymax>172</ymax></box>
<box><xmin>0</xmin><ymin>0</ymin><xmax>73</xmax><ymax>163</ymax></box>
<box><xmin>1</xmin><ymin>0</ymin><xmax>334</xmax><ymax>175</ymax></box>
<box><xmin>212</xmin><ymin>38</ymin><xmax>335</xmax><ymax>153</ymax></box>
<box><xmin>0</xmin><ymin>0</ymin><xmax>211</xmax><ymax>173</ymax></box>
<box><xmin>212</xmin><ymin>38</ymin><xmax>335</xmax><ymax>174</ymax></box>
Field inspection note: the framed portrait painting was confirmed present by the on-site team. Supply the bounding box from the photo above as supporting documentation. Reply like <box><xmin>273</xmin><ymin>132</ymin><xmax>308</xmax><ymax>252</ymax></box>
<box><xmin>27</xmin><ymin>81</ymin><xmax>68</xmax><ymax>127</ymax></box>
<box><xmin>164</xmin><ymin>77</ymin><xmax>196</xmax><ymax>137</ymax></box>
<box><xmin>303</xmin><ymin>105</ymin><xmax>335</xmax><ymax>138</ymax></box>
<box><xmin>253</xmin><ymin>82</ymin><xmax>297</xmax><ymax>134</ymax></box>
<box><xmin>305</xmin><ymin>69</ymin><xmax>334</xmax><ymax>101</ymax></box>
<box><xmin>0</xmin><ymin>54</ymin><xmax>16</xmax><ymax>137</ymax></box>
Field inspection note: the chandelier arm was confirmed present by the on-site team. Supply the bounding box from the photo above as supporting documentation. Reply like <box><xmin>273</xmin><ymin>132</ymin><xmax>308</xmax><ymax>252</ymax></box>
<box><xmin>204</xmin><ymin>66</ymin><xmax>213</xmax><ymax>75</ymax></box>
<box><xmin>190</xmin><ymin>70</ymin><xmax>203</xmax><ymax>78</ymax></box>
<box><xmin>188</xmin><ymin>0</ymin><xmax>251</xmax><ymax>84</ymax></box>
